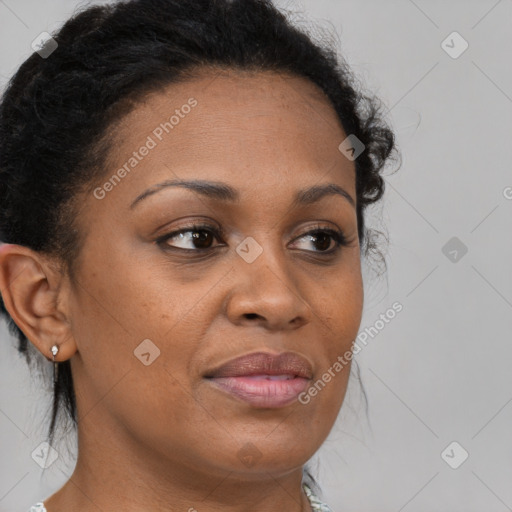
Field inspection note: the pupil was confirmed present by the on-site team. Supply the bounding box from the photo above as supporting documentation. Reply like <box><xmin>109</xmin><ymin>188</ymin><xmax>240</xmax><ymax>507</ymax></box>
<box><xmin>192</xmin><ymin>230</ymin><xmax>211</xmax><ymax>248</ymax></box>
<box><xmin>314</xmin><ymin>233</ymin><xmax>330</xmax><ymax>251</ymax></box>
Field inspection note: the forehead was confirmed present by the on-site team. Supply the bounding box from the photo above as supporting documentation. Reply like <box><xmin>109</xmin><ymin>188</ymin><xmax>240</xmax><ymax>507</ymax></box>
<box><xmin>94</xmin><ymin>69</ymin><xmax>356</xmax><ymax>210</ymax></box>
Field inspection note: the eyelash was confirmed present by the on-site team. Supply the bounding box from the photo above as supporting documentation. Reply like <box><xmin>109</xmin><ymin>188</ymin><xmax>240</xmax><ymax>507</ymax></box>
<box><xmin>155</xmin><ymin>223</ymin><xmax>350</xmax><ymax>256</ymax></box>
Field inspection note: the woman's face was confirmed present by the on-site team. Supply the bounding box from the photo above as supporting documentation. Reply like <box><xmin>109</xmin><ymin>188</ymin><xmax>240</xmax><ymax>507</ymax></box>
<box><xmin>66</xmin><ymin>69</ymin><xmax>363</xmax><ymax>481</ymax></box>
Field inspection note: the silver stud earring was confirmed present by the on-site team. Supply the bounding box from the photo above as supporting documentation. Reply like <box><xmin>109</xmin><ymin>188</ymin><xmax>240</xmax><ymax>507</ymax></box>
<box><xmin>50</xmin><ymin>344</ymin><xmax>59</xmax><ymax>385</ymax></box>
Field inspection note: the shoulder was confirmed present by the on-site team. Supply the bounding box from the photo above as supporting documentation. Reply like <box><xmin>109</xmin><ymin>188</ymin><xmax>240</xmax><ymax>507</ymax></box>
<box><xmin>27</xmin><ymin>503</ymin><xmax>47</xmax><ymax>512</ymax></box>
<box><xmin>303</xmin><ymin>483</ymin><xmax>335</xmax><ymax>512</ymax></box>
<box><xmin>28</xmin><ymin>490</ymin><xmax>332</xmax><ymax>512</ymax></box>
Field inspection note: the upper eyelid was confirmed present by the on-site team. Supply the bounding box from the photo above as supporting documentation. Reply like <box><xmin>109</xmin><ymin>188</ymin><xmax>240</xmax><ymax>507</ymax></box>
<box><xmin>162</xmin><ymin>222</ymin><xmax>341</xmax><ymax>237</ymax></box>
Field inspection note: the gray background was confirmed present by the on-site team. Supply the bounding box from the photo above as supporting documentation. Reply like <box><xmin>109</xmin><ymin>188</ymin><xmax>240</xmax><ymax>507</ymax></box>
<box><xmin>1</xmin><ymin>1</ymin><xmax>511</xmax><ymax>511</ymax></box>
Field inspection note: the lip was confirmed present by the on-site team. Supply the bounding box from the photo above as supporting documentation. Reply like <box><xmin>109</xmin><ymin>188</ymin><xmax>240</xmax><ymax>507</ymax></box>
<box><xmin>204</xmin><ymin>351</ymin><xmax>313</xmax><ymax>408</ymax></box>
<box><xmin>204</xmin><ymin>351</ymin><xmax>314</xmax><ymax>379</ymax></box>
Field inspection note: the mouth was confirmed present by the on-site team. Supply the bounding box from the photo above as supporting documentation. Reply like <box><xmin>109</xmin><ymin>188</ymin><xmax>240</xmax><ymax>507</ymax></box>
<box><xmin>203</xmin><ymin>351</ymin><xmax>313</xmax><ymax>408</ymax></box>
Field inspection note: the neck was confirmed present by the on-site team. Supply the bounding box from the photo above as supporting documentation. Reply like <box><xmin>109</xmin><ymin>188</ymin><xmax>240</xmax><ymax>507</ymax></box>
<box><xmin>44</xmin><ymin>412</ymin><xmax>313</xmax><ymax>512</ymax></box>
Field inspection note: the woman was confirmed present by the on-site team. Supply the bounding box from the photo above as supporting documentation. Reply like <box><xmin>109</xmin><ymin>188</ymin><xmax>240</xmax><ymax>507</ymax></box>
<box><xmin>0</xmin><ymin>0</ymin><xmax>397</xmax><ymax>510</ymax></box>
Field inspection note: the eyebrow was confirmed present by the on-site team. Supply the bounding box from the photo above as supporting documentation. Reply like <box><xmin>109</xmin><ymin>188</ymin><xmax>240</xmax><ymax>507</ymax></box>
<box><xmin>129</xmin><ymin>179</ymin><xmax>356</xmax><ymax>210</ymax></box>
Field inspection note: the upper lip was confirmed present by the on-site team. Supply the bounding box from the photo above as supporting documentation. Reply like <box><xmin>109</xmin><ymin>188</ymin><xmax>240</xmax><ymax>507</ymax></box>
<box><xmin>204</xmin><ymin>351</ymin><xmax>313</xmax><ymax>379</ymax></box>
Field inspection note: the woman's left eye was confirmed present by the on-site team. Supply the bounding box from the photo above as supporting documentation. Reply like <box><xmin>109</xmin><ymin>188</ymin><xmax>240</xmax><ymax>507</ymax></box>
<box><xmin>156</xmin><ymin>224</ymin><xmax>348</xmax><ymax>254</ymax></box>
<box><xmin>292</xmin><ymin>227</ymin><xmax>348</xmax><ymax>254</ymax></box>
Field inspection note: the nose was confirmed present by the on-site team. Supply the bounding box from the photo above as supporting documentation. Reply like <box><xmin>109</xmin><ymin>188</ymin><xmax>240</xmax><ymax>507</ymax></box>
<box><xmin>224</xmin><ymin>242</ymin><xmax>313</xmax><ymax>330</ymax></box>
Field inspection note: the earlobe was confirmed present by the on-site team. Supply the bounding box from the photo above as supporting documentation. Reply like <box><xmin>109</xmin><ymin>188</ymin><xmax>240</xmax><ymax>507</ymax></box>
<box><xmin>0</xmin><ymin>243</ymin><xmax>77</xmax><ymax>362</ymax></box>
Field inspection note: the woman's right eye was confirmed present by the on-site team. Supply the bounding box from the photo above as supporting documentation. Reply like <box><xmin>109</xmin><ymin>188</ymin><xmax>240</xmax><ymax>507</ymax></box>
<box><xmin>156</xmin><ymin>224</ymin><xmax>224</xmax><ymax>252</ymax></box>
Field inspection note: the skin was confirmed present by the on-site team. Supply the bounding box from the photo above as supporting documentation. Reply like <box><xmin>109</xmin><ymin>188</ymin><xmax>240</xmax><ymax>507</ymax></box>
<box><xmin>0</xmin><ymin>69</ymin><xmax>363</xmax><ymax>512</ymax></box>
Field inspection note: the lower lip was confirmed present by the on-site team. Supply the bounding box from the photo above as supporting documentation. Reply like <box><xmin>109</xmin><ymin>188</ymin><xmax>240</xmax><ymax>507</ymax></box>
<box><xmin>205</xmin><ymin>375</ymin><xmax>310</xmax><ymax>408</ymax></box>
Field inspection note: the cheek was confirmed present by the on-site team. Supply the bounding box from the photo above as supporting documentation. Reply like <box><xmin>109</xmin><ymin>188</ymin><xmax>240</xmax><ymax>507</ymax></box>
<box><xmin>73</xmin><ymin>245</ymin><xmax>205</xmax><ymax>342</ymax></box>
<box><xmin>297</xmin><ymin>268</ymin><xmax>363</xmax><ymax>417</ymax></box>
<box><xmin>68</xmin><ymin>266</ymin><xmax>208</xmax><ymax>443</ymax></box>
<box><xmin>68</xmin><ymin>249</ymin><xmax>217</xmax><ymax>402</ymax></box>
<box><xmin>317</xmin><ymin>268</ymin><xmax>364</xmax><ymax>347</ymax></box>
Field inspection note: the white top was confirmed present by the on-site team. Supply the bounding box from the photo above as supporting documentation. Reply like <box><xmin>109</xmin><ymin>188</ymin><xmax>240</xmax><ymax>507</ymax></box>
<box><xmin>28</xmin><ymin>483</ymin><xmax>334</xmax><ymax>511</ymax></box>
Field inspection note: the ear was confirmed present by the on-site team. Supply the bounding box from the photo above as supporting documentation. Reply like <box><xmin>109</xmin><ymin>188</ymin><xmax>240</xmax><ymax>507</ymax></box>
<box><xmin>0</xmin><ymin>243</ymin><xmax>77</xmax><ymax>362</ymax></box>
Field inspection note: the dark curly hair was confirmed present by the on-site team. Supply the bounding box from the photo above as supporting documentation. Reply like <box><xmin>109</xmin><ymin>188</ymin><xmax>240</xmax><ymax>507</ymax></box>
<box><xmin>0</xmin><ymin>0</ymin><xmax>398</xmax><ymax>494</ymax></box>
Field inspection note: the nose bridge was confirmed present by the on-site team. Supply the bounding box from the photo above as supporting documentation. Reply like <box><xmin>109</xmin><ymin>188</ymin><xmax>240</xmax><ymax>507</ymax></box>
<box><xmin>236</xmin><ymin>229</ymin><xmax>290</xmax><ymax>288</ymax></box>
<box><xmin>227</xmin><ymin>230</ymin><xmax>312</xmax><ymax>326</ymax></box>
